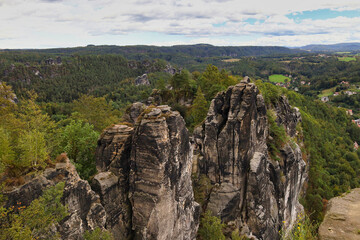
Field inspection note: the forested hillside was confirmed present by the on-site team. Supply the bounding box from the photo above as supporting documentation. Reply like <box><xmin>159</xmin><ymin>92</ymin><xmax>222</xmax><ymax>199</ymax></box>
<box><xmin>1</xmin><ymin>44</ymin><xmax>302</xmax><ymax>71</ymax></box>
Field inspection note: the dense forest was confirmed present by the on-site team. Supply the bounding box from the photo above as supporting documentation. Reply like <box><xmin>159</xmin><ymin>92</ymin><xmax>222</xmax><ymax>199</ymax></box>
<box><xmin>2</xmin><ymin>44</ymin><xmax>301</xmax><ymax>62</ymax></box>
<box><xmin>1</xmin><ymin>47</ymin><xmax>360</xmax><ymax>239</ymax></box>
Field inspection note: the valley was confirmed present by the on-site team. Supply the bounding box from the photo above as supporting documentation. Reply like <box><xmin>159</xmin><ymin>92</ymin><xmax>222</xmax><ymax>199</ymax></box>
<box><xmin>1</xmin><ymin>44</ymin><xmax>360</xmax><ymax>239</ymax></box>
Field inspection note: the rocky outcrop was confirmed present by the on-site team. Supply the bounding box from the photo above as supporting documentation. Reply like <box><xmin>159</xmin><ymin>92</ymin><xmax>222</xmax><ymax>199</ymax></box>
<box><xmin>4</xmin><ymin>157</ymin><xmax>106</xmax><ymax>239</ymax></box>
<box><xmin>3</xmin><ymin>78</ymin><xmax>307</xmax><ymax>239</ymax></box>
<box><xmin>94</xmin><ymin>105</ymin><xmax>200</xmax><ymax>240</ymax></box>
<box><xmin>123</xmin><ymin>102</ymin><xmax>147</xmax><ymax>124</ymax></box>
<box><xmin>318</xmin><ymin>188</ymin><xmax>360</xmax><ymax>240</ymax></box>
<box><xmin>193</xmin><ymin>78</ymin><xmax>307</xmax><ymax>239</ymax></box>
<box><xmin>135</xmin><ymin>74</ymin><xmax>150</xmax><ymax>85</ymax></box>
<box><xmin>164</xmin><ymin>64</ymin><xmax>177</xmax><ymax>75</ymax></box>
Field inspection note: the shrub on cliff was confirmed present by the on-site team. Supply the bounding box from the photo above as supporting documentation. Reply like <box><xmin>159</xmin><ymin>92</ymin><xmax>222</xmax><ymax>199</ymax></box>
<box><xmin>0</xmin><ymin>182</ymin><xmax>68</xmax><ymax>240</ymax></box>
<box><xmin>83</xmin><ymin>227</ymin><xmax>113</xmax><ymax>240</ymax></box>
<box><xmin>267</xmin><ymin>109</ymin><xmax>287</xmax><ymax>160</ymax></box>
<box><xmin>198</xmin><ymin>211</ymin><xmax>225</xmax><ymax>240</ymax></box>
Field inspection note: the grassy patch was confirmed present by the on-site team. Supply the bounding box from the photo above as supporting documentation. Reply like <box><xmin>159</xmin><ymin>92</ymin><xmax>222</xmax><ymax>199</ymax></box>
<box><xmin>338</xmin><ymin>57</ymin><xmax>356</xmax><ymax>62</ymax></box>
<box><xmin>318</xmin><ymin>87</ymin><xmax>336</xmax><ymax>98</ymax></box>
<box><xmin>222</xmin><ymin>58</ymin><xmax>241</xmax><ymax>63</ymax></box>
<box><xmin>269</xmin><ymin>74</ymin><xmax>290</xmax><ymax>83</ymax></box>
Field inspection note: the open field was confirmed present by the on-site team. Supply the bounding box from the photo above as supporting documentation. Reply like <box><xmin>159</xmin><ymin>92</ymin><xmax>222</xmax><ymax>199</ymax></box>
<box><xmin>318</xmin><ymin>87</ymin><xmax>336</xmax><ymax>97</ymax></box>
<box><xmin>269</xmin><ymin>74</ymin><xmax>290</xmax><ymax>83</ymax></box>
<box><xmin>338</xmin><ymin>57</ymin><xmax>357</xmax><ymax>62</ymax></box>
<box><xmin>222</xmin><ymin>58</ymin><xmax>241</xmax><ymax>62</ymax></box>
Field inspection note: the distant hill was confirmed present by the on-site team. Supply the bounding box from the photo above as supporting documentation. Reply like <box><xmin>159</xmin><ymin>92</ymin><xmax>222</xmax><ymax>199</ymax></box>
<box><xmin>1</xmin><ymin>44</ymin><xmax>302</xmax><ymax>59</ymax></box>
<box><xmin>0</xmin><ymin>44</ymin><xmax>303</xmax><ymax>71</ymax></box>
<box><xmin>299</xmin><ymin>42</ymin><xmax>360</xmax><ymax>52</ymax></box>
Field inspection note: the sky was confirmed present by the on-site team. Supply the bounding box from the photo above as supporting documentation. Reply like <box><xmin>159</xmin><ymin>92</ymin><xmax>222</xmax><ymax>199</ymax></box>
<box><xmin>0</xmin><ymin>0</ymin><xmax>360</xmax><ymax>48</ymax></box>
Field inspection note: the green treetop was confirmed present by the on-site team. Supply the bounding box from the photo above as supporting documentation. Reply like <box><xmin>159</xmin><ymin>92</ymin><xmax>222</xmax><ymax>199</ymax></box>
<box><xmin>191</xmin><ymin>87</ymin><xmax>208</xmax><ymax>127</ymax></box>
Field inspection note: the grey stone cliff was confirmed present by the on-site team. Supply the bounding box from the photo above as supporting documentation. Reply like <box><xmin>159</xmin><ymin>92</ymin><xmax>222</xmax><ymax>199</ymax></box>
<box><xmin>193</xmin><ymin>78</ymin><xmax>307</xmax><ymax>240</ymax></box>
<box><xmin>93</xmin><ymin>105</ymin><xmax>200</xmax><ymax>240</ymax></box>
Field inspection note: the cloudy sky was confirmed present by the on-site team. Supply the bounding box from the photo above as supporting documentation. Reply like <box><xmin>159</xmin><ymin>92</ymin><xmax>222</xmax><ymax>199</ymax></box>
<box><xmin>1</xmin><ymin>0</ymin><xmax>360</xmax><ymax>48</ymax></box>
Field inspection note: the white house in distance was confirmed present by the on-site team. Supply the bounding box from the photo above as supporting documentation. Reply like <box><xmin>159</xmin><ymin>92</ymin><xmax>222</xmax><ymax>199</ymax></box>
<box><xmin>345</xmin><ymin>91</ymin><xmax>357</xmax><ymax>96</ymax></box>
<box><xmin>321</xmin><ymin>96</ymin><xmax>329</xmax><ymax>102</ymax></box>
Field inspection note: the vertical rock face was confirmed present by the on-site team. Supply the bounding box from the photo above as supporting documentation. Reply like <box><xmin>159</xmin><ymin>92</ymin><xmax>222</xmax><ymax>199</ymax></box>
<box><xmin>94</xmin><ymin>124</ymin><xmax>134</xmax><ymax>239</ymax></box>
<box><xmin>130</xmin><ymin>106</ymin><xmax>199</xmax><ymax>240</ymax></box>
<box><xmin>94</xmin><ymin>105</ymin><xmax>199</xmax><ymax>240</ymax></box>
<box><xmin>194</xmin><ymin>78</ymin><xmax>307</xmax><ymax>240</ymax></box>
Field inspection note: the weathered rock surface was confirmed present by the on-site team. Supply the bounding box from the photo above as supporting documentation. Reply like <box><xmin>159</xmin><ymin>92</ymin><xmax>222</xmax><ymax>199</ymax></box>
<box><xmin>135</xmin><ymin>74</ymin><xmax>150</xmax><ymax>85</ymax></box>
<box><xmin>123</xmin><ymin>102</ymin><xmax>147</xmax><ymax>124</ymax></box>
<box><xmin>94</xmin><ymin>124</ymin><xmax>134</xmax><ymax>239</ymax></box>
<box><xmin>319</xmin><ymin>188</ymin><xmax>360</xmax><ymax>240</ymax></box>
<box><xmin>4</xmin><ymin>157</ymin><xmax>106</xmax><ymax>240</ymax></box>
<box><xmin>94</xmin><ymin>105</ymin><xmax>200</xmax><ymax>240</ymax></box>
<box><xmin>95</xmin><ymin>124</ymin><xmax>134</xmax><ymax>172</ymax></box>
<box><xmin>193</xmin><ymin>78</ymin><xmax>307</xmax><ymax>239</ymax></box>
<box><xmin>274</xmin><ymin>96</ymin><xmax>301</xmax><ymax>137</ymax></box>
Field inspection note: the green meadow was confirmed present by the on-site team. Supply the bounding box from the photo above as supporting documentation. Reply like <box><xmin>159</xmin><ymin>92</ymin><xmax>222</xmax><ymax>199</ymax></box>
<box><xmin>318</xmin><ymin>87</ymin><xmax>336</xmax><ymax>97</ymax></box>
<box><xmin>269</xmin><ymin>74</ymin><xmax>290</xmax><ymax>83</ymax></box>
<box><xmin>338</xmin><ymin>57</ymin><xmax>357</xmax><ymax>62</ymax></box>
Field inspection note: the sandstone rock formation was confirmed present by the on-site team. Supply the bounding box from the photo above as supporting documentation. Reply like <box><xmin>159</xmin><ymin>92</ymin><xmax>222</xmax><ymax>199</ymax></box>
<box><xmin>94</xmin><ymin>105</ymin><xmax>200</xmax><ymax>240</ymax></box>
<box><xmin>164</xmin><ymin>64</ymin><xmax>177</xmax><ymax>75</ymax></box>
<box><xmin>4</xmin><ymin>157</ymin><xmax>106</xmax><ymax>239</ymax></box>
<box><xmin>135</xmin><ymin>74</ymin><xmax>150</xmax><ymax>85</ymax></box>
<box><xmin>123</xmin><ymin>102</ymin><xmax>147</xmax><ymax>124</ymax></box>
<box><xmin>193</xmin><ymin>78</ymin><xmax>307</xmax><ymax>239</ymax></box>
<box><xmin>318</xmin><ymin>188</ymin><xmax>360</xmax><ymax>240</ymax></box>
<box><xmin>4</xmin><ymin>79</ymin><xmax>307</xmax><ymax>240</ymax></box>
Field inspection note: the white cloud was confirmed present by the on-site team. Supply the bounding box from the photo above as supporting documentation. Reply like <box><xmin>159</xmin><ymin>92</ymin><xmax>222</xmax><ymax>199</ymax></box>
<box><xmin>0</xmin><ymin>0</ymin><xmax>360</xmax><ymax>48</ymax></box>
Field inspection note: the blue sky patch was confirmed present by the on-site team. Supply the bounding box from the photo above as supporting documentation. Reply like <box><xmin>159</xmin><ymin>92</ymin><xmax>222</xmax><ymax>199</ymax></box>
<box><xmin>287</xmin><ymin>8</ymin><xmax>360</xmax><ymax>23</ymax></box>
<box><xmin>212</xmin><ymin>22</ymin><xmax>227</xmax><ymax>27</ymax></box>
<box><xmin>244</xmin><ymin>18</ymin><xmax>265</xmax><ymax>25</ymax></box>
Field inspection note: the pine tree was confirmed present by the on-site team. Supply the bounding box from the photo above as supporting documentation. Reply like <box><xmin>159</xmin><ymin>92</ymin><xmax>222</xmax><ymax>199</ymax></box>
<box><xmin>191</xmin><ymin>87</ymin><xmax>208</xmax><ymax>126</ymax></box>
